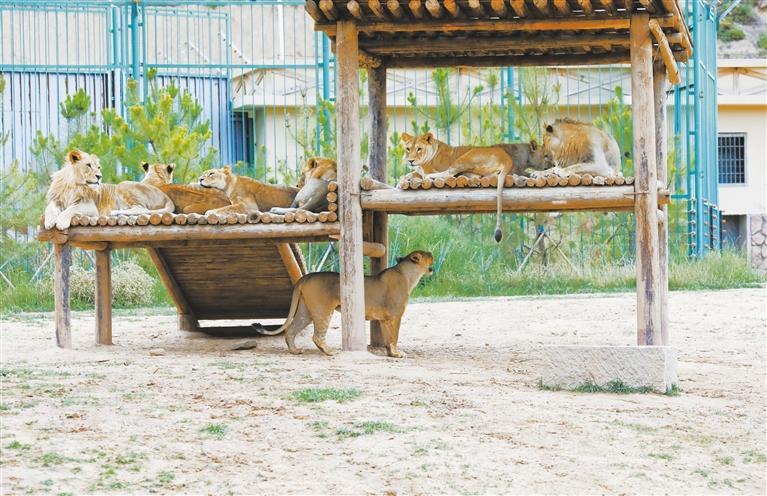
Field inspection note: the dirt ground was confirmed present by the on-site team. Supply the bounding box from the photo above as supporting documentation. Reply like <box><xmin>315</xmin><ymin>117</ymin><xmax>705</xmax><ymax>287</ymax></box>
<box><xmin>1</xmin><ymin>288</ymin><xmax>765</xmax><ymax>495</ymax></box>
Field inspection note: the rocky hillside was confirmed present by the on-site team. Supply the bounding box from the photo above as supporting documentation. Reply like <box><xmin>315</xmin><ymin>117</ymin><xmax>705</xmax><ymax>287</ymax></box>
<box><xmin>717</xmin><ymin>0</ymin><xmax>767</xmax><ymax>58</ymax></box>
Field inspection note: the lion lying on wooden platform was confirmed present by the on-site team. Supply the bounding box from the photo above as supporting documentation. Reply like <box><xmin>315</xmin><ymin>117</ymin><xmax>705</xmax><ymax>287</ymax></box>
<box><xmin>198</xmin><ymin>166</ymin><xmax>298</xmax><ymax>216</ymax></box>
<box><xmin>43</xmin><ymin>150</ymin><xmax>174</xmax><ymax>230</ymax></box>
<box><xmin>140</xmin><ymin>162</ymin><xmax>231</xmax><ymax>214</ymax></box>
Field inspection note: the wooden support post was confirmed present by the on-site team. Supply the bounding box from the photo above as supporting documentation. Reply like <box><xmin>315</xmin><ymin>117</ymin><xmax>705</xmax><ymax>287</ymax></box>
<box><xmin>146</xmin><ymin>247</ymin><xmax>199</xmax><ymax>332</ymax></box>
<box><xmin>367</xmin><ymin>63</ymin><xmax>389</xmax><ymax>348</ymax></box>
<box><xmin>336</xmin><ymin>20</ymin><xmax>366</xmax><ymax>352</ymax></box>
<box><xmin>276</xmin><ymin>243</ymin><xmax>304</xmax><ymax>284</ymax></box>
<box><xmin>94</xmin><ymin>247</ymin><xmax>113</xmax><ymax>345</ymax></box>
<box><xmin>654</xmin><ymin>61</ymin><xmax>670</xmax><ymax>346</ymax></box>
<box><xmin>53</xmin><ymin>243</ymin><xmax>72</xmax><ymax>348</ymax></box>
<box><xmin>631</xmin><ymin>14</ymin><xmax>662</xmax><ymax>346</ymax></box>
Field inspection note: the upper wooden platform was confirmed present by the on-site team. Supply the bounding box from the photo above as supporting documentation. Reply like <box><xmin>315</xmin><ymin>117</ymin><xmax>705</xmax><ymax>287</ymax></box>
<box><xmin>307</xmin><ymin>0</ymin><xmax>692</xmax><ymax>67</ymax></box>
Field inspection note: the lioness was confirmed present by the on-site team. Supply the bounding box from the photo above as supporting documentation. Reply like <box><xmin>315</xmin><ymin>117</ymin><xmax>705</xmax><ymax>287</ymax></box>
<box><xmin>270</xmin><ymin>157</ymin><xmax>338</xmax><ymax>215</ymax></box>
<box><xmin>400</xmin><ymin>132</ymin><xmax>547</xmax><ymax>242</ymax></box>
<box><xmin>140</xmin><ymin>162</ymin><xmax>231</xmax><ymax>214</ymax></box>
<box><xmin>533</xmin><ymin>118</ymin><xmax>623</xmax><ymax>178</ymax></box>
<box><xmin>256</xmin><ymin>250</ymin><xmax>434</xmax><ymax>358</ymax></box>
<box><xmin>43</xmin><ymin>150</ymin><xmax>174</xmax><ymax>230</ymax></box>
<box><xmin>198</xmin><ymin>166</ymin><xmax>298</xmax><ymax>215</ymax></box>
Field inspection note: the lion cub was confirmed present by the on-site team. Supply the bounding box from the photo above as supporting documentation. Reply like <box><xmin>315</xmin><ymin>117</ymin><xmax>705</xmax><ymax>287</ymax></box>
<box><xmin>198</xmin><ymin>166</ymin><xmax>298</xmax><ymax>215</ymax></box>
<box><xmin>256</xmin><ymin>250</ymin><xmax>434</xmax><ymax>358</ymax></box>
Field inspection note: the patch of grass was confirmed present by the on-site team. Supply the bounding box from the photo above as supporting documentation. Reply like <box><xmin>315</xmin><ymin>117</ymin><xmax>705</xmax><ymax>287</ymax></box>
<box><xmin>758</xmin><ymin>32</ymin><xmax>767</xmax><ymax>52</ymax></box>
<box><xmin>611</xmin><ymin>420</ymin><xmax>658</xmax><ymax>433</ymax></box>
<box><xmin>0</xmin><ymin>403</ymin><xmax>10</xmax><ymax>411</ymax></box>
<box><xmin>718</xmin><ymin>456</ymin><xmax>734</xmax><ymax>466</ymax></box>
<box><xmin>336</xmin><ymin>421</ymin><xmax>406</xmax><ymax>438</ymax></box>
<box><xmin>209</xmin><ymin>361</ymin><xmax>245</xmax><ymax>371</ymax></box>
<box><xmin>37</xmin><ymin>452</ymin><xmax>75</xmax><ymax>467</ymax></box>
<box><xmin>291</xmin><ymin>388</ymin><xmax>361</xmax><ymax>404</ymax></box>
<box><xmin>539</xmin><ymin>379</ymin><xmax>675</xmax><ymax>395</ymax></box>
<box><xmin>199</xmin><ymin>423</ymin><xmax>228</xmax><ymax>439</ymax></box>
<box><xmin>742</xmin><ymin>449</ymin><xmax>767</xmax><ymax>464</ymax></box>
<box><xmin>5</xmin><ymin>440</ymin><xmax>31</xmax><ymax>450</ymax></box>
<box><xmin>156</xmin><ymin>471</ymin><xmax>175</xmax><ymax>486</ymax></box>
<box><xmin>648</xmin><ymin>452</ymin><xmax>674</xmax><ymax>461</ymax></box>
<box><xmin>310</xmin><ymin>421</ymin><xmax>330</xmax><ymax>438</ymax></box>
<box><xmin>693</xmin><ymin>468</ymin><xmax>709</xmax><ymax>478</ymax></box>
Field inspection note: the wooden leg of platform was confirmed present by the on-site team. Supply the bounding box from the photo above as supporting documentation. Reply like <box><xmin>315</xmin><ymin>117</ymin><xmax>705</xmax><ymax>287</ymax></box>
<box><xmin>631</xmin><ymin>13</ymin><xmax>662</xmax><ymax>346</ymax></box>
<box><xmin>336</xmin><ymin>20</ymin><xmax>366</xmax><ymax>352</ymax></box>
<box><xmin>53</xmin><ymin>243</ymin><xmax>72</xmax><ymax>348</ymax></box>
<box><xmin>367</xmin><ymin>63</ymin><xmax>389</xmax><ymax>348</ymax></box>
<box><xmin>654</xmin><ymin>61</ymin><xmax>670</xmax><ymax>346</ymax></box>
<box><xmin>94</xmin><ymin>247</ymin><xmax>113</xmax><ymax>345</ymax></box>
<box><xmin>178</xmin><ymin>313</ymin><xmax>199</xmax><ymax>332</ymax></box>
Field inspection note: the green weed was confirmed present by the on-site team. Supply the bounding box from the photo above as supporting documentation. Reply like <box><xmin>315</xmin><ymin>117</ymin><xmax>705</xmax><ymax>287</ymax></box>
<box><xmin>37</xmin><ymin>452</ymin><xmax>75</xmax><ymax>467</ymax></box>
<box><xmin>336</xmin><ymin>421</ymin><xmax>405</xmax><ymax>438</ymax></box>
<box><xmin>718</xmin><ymin>456</ymin><xmax>734</xmax><ymax>465</ymax></box>
<box><xmin>199</xmin><ymin>423</ymin><xmax>228</xmax><ymax>439</ymax></box>
<box><xmin>648</xmin><ymin>452</ymin><xmax>674</xmax><ymax>461</ymax></box>
<box><xmin>742</xmin><ymin>449</ymin><xmax>767</xmax><ymax>464</ymax></box>
<box><xmin>291</xmin><ymin>388</ymin><xmax>361</xmax><ymax>404</ymax></box>
<box><xmin>5</xmin><ymin>440</ymin><xmax>31</xmax><ymax>450</ymax></box>
<box><xmin>539</xmin><ymin>379</ymin><xmax>676</xmax><ymax>395</ymax></box>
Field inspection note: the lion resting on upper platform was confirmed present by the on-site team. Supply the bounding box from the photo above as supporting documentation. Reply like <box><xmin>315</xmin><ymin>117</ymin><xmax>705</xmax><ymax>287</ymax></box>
<box><xmin>140</xmin><ymin>162</ymin><xmax>230</xmax><ymax>214</ymax></box>
<box><xmin>533</xmin><ymin>118</ymin><xmax>623</xmax><ymax>179</ymax></box>
<box><xmin>256</xmin><ymin>250</ymin><xmax>433</xmax><ymax>358</ymax></box>
<box><xmin>270</xmin><ymin>157</ymin><xmax>337</xmax><ymax>215</ymax></box>
<box><xmin>43</xmin><ymin>150</ymin><xmax>174</xmax><ymax>230</ymax></box>
<box><xmin>399</xmin><ymin>132</ymin><xmax>547</xmax><ymax>242</ymax></box>
<box><xmin>198</xmin><ymin>166</ymin><xmax>298</xmax><ymax>216</ymax></box>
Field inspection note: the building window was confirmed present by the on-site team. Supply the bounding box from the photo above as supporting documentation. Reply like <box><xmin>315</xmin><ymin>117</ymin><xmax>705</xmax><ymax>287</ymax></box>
<box><xmin>718</xmin><ymin>133</ymin><xmax>746</xmax><ymax>184</ymax></box>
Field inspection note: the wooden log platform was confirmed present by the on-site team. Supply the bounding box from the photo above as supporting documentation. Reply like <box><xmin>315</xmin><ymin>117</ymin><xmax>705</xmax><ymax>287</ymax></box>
<box><xmin>360</xmin><ymin>185</ymin><xmax>669</xmax><ymax>215</ymax></box>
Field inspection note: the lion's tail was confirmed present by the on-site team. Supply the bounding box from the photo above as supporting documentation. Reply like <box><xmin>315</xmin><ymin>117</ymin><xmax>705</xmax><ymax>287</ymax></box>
<box><xmin>253</xmin><ymin>278</ymin><xmax>304</xmax><ymax>336</ymax></box>
<box><xmin>494</xmin><ymin>167</ymin><xmax>510</xmax><ymax>243</ymax></box>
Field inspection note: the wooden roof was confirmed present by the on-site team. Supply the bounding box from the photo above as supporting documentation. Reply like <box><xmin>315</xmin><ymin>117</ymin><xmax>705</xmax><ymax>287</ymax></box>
<box><xmin>306</xmin><ymin>0</ymin><xmax>692</xmax><ymax>67</ymax></box>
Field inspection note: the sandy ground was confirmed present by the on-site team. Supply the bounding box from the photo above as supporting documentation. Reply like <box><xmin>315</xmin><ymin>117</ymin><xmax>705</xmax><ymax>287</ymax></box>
<box><xmin>1</xmin><ymin>288</ymin><xmax>766</xmax><ymax>495</ymax></box>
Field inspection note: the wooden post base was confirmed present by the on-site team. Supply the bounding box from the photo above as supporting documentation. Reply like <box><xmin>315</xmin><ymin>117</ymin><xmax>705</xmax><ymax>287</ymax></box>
<box><xmin>178</xmin><ymin>313</ymin><xmax>199</xmax><ymax>332</ymax></box>
<box><xmin>54</xmin><ymin>244</ymin><xmax>72</xmax><ymax>348</ymax></box>
<box><xmin>94</xmin><ymin>248</ymin><xmax>113</xmax><ymax>345</ymax></box>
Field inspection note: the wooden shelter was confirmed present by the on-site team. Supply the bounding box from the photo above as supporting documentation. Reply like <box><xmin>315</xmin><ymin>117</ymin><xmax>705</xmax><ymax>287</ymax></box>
<box><xmin>307</xmin><ymin>0</ymin><xmax>690</xmax><ymax>349</ymax></box>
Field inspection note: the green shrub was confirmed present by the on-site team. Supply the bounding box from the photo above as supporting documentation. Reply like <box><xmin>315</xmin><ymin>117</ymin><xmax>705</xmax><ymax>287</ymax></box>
<box><xmin>718</xmin><ymin>21</ymin><xmax>746</xmax><ymax>42</ymax></box>
<box><xmin>69</xmin><ymin>261</ymin><xmax>154</xmax><ymax>307</ymax></box>
<box><xmin>758</xmin><ymin>32</ymin><xmax>767</xmax><ymax>51</ymax></box>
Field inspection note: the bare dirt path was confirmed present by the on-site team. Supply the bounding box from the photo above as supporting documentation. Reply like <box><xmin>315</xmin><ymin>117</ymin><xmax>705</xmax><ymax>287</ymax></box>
<box><xmin>1</xmin><ymin>288</ymin><xmax>765</xmax><ymax>495</ymax></box>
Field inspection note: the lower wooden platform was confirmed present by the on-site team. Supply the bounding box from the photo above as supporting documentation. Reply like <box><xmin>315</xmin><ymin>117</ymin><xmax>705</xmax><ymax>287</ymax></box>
<box><xmin>39</xmin><ymin>222</ymin><xmax>341</xmax><ymax>347</ymax></box>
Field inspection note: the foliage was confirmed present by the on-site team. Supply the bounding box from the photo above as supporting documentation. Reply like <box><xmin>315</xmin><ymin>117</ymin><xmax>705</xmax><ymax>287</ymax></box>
<box><xmin>461</xmin><ymin>70</ymin><xmax>506</xmax><ymax>146</ymax></box>
<box><xmin>718</xmin><ymin>19</ymin><xmax>746</xmax><ymax>42</ymax></box>
<box><xmin>758</xmin><ymin>32</ymin><xmax>767</xmax><ymax>51</ymax></box>
<box><xmin>291</xmin><ymin>388</ymin><xmax>361</xmax><ymax>403</ymax></box>
<box><xmin>515</xmin><ymin>68</ymin><xmax>561</xmax><ymax>142</ymax></box>
<box><xmin>0</xmin><ymin>162</ymin><xmax>48</xmax><ymax>233</ymax></box>
<box><xmin>30</xmin><ymin>76</ymin><xmax>217</xmax><ymax>183</ymax></box>
<box><xmin>69</xmin><ymin>261</ymin><xmax>155</xmax><ymax>307</ymax></box>
<box><xmin>593</xmin><ymin>86</ymin><xmax>633</xmax><ymax>176</ymax></box>
<box><xmin>407</xmin><ymin>68</ymin><xmax>482</xmax><ymax>140</ymax></box>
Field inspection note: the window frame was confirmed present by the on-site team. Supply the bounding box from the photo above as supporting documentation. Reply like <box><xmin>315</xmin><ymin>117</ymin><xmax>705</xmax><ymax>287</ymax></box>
<box><xmin>717</xmin><ymin>132</ymin><xmax>747</xmax><ymax>186</ymax></box>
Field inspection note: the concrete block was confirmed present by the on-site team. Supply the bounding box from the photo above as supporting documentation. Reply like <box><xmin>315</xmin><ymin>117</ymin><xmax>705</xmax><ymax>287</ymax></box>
<box><xmin>537</xmin><ymin>345</ymin><xmax>677</xmax><ymax>393</ymax></box>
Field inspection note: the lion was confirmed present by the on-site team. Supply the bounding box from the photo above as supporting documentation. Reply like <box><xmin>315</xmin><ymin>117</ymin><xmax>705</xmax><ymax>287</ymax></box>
<box><xmin>270</xmin><ymin>157</ymin><xmax>337</xmax><ymax>215</ymax></box>
<box><xmin>399</xmin><ymin>132</ymin><xmax>547</xmax><ymax>242</ymax></box>
<box><xmin>43</xmin><ymin>150</ymin><xmax>174</xmax><ymax>230</ymax></box>
<box><xmin>255</xmin><ymin>250</ymin><xmax>434</xmax><ymax>358</ymax></box>
<box><xmin>533</xmin><ymin>118</ymin><xmax>623</xmax><ymax>178</ymax></box>
<box><xmin>140</xmin><ymin>162</ymin><xmax>231</xmax><ymax>214</ymax></box>
<box><xmin>198</xmin><ymin>166</ymin><xmax>298</xmax><ymax>215</ymax></box>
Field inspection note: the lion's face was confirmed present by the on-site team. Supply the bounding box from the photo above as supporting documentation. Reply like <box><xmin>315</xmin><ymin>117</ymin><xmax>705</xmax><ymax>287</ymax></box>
<box><xmin>298</xmin><ymin>157</ymin><xmax>337</xmax><ymax>188</ymax></box>
<box><xmin>66</xmin><ymin>150</ymin><xmax>102</xmax><ymax>188</ymax></box>
<box><xmin>199</xmin><ymin>167</ymin><xmax>232</xmax><ymax>190</ymax></box>
<box><xmin>398</xmin><ymin>250</ymin><xmax>435</xmax><ymax>275</ymax></box>
<box><xmin>142</xmin><ymin>162</ymin><xmax>175</xmax><ymax>185</ymax></box>
<box><xmin>542</xmin><ymin>123</ymin><xmax>563</xmax><ymax>166</ymax></box>
<box><xmin>528</xmin><ymin>139</ymin><xmax>553</xmax><ymax>168</ymax></box>
<box><xmin>400</xmin><ymin>132</ymin><xmax>438</xmax><ymax>168</ymax></box>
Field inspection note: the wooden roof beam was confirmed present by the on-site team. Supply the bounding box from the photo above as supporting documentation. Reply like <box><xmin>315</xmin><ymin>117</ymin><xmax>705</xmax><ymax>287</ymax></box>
<box><xmin>638</xmin><ymin>0</ymin><xmax>658</xmax><ymax>13</ymax></box>
<box><xmin>319</xmin><ymin>0</ymin><xmax>338</xmax><ymax>20</ymax></box>
<box><xmin>368</xmin><ymin>0</ymin><xmax>390</xmax><ymax>19</ymax></box>
<box><xmin>316</xmin><ymin>16</ymin><xmax>675</xmax><ymax>34</ymax></box>
<box><xmin>364</xmin><ymin>33</ymin><xmax>632</xmax><ymax>54</ymax></box>
<box><xmin>444</xmin><ymin>0</ymin><xmax>463</xmax><ymax>17</ymax></box>
<box><xmin>649</xmin><ymin>19</ymin><xmax>681</xmax><ymax>84</ymax></box>
<box><xmin>347</xmin><ymin>0</ymin><xmax>366</xmax><ymax>21</ymax></box>
<box><xmin>553</xmin><ymin>0</ymin><xmax>572</xmax><ymax>15</ymax></box>
<box><xmin>490</xmin><ymin>0</ymin><xmax>508</xmax><ymax>17</ymax></box>
<box><xmin>509</xmin><ymin>0</ymin><xmax>528</xmax><ymax>16</ymax></box>
<box><xmin>599</xmin><ymin>0</ymin><xmax>617</xmax><ymax>15</ymax></box>
<box><xmin>387</xmin><ymin>0</ymin><xmax>404</xmax><ymax>18</ymax></box>
<box><xmin>305</xmin><ymin>0</ymin><xmax>323</xmax><ymax>22</ymax></box>
<box><xmin>425</xmin><ymin>0</ymin><xmax>444</xmax><ymax>18</ymax></box>
<box><xmin>409</xmin><ymin>0</ymin><xmax>426</xmax><ymax>18</ymax></box>
<box><xmin>387</xmin><ymin>51</ymin><xmax>630</xmax><ymax>68</ymax></box>
<box><xmin>533</xmin><ymin>0</ymin><xmax>551</xmax><ymax>16</ymax></box>
<box><xmin>468</xmin><ymin>0</ymin><xmax>486</xmax><ymax>17</ymax></box>
<box><xmin>576</xmin><ymin>0</ymin><xmax>593</xmax><ymax>14</ymax></box>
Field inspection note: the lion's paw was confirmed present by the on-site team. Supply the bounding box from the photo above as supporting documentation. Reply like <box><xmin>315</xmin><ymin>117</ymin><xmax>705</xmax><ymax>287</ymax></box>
<box><xmin>55</xmin><ymin>218</ymin><xmax>71</xmax><ymax>230</ymax></box>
